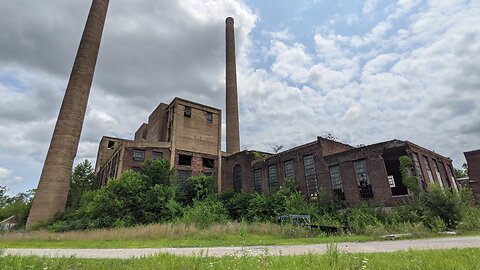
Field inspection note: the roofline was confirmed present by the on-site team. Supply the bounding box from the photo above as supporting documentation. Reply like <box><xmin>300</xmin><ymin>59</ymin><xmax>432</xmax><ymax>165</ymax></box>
<box><xmin>405</xmin><ymin>140</ymin><xmax>452</xmax><ymax>160</ymax></box>
<box><xmin>169</xmin><ymin>97</ymin><xmax>221</xmax><ymax>112</ymax></box>
<box><xmin>464</xmin><ymin>149</ymin><xmax>480</xmax><ymax>155</ymax></box>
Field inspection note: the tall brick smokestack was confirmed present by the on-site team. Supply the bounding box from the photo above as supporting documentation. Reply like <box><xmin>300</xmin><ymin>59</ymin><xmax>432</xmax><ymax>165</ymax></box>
<box><xmin>225</xmin><ymin>17</ymin><xmax>240</xmax><ymax>154</ymax></box>
<box><xmin>26</xmin><ymin>0</ymin><xmax>109</xmax><ymax>229</ymax></box>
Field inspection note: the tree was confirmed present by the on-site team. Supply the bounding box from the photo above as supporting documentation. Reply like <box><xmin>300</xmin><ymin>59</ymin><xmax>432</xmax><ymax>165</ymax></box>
<box><xmin>141</xmin><ymin>158</ymin><xmax>176</xmax><ymax>186</ymax></box>
<box><xmin>454</xmin><ymin>167</ymin><xmax>467</xmax><ymax>179</ymax></box>
<box><xmin>0</xmin><ymin>189</ymin><xmax>35</xmax><ymax>228</ymax></box>
<box><xmin>0</xmin><ymin>186</ymin><xmax>7</xmax><ymax>208</ymax></box>
<box><xmin>67</xmin><ymin>160</ymin><xmax>98</xmax><ymax>208</ymax></box>
<box><xmin>271</xmin><ymin>145</ymin><xmax>284</xmax><ymax>154</ymax></box>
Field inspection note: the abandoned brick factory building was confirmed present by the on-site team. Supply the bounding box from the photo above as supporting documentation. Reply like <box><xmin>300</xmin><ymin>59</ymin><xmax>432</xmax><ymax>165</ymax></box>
<box><xmin>94</xmin><ymin>17</ymin><xmax>460</xmax><ymax>207</ymax></box>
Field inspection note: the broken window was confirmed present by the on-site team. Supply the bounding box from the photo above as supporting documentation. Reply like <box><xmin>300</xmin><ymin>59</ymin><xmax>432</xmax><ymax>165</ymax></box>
<box><xmin>354</xmin><ymin>159</ymin><xmax>373</xmax><ymax>199</ymax></box>
<box><xmin>329</xmin><ymin>165</ymin><xmax>345</xmax><ymax>201</ymax></box>
<box><xmin>423</xmin><ymin>156</ymin><xmax>434</xmax><ymax>183</ymax></box>
<box><xmin>152</xmin><ymin>151</ymin><xmax>163</xmax><ymax>160</ymax></box>
<box><xmin>203</xmin><ymin>158</ymin><xmax>214</xmax><ymax>168</ymax></box>
<box><xmin>268</xmin><ymin>165</ymin><xmax>278</xmax><ymax>192</ymax></box>
<box><xmin>107</xmin><ymin>141</ymin><xmax>115</xmax><ymax>149</ymax></box>
<box><xmin>133</xmin><ymin>149</ymin><xmax>145</xmax><ymax>162</ymax></box>
<box><xmin>233</xmin><ymin>164</ymin><xmax>242</xmax><ymax>192</ymax></box>
<box><xmin>254</xmin><ymin>168</ymin><xmax>262</xmax><ymax>193</ymax></box>
<box><xmin>412</xmin><ymin>153</ymin><xmax>426</xmax><ymax>190</ymax></box>
<box><xmin>447</xmin><ymin>165</ymin><xmax>458</xmax><ymax>191</ymax></box>
<box><xmin>178</xmin><ymin>154</ymin><xmax>192</xmax><ymax>166</ymax></box>
<box><xmin>177</xmin><ymin>170</ymin><xmax>191</xmax><ymax>187</ymax></box>
<box><xmin>303</xmin><ymin>155</ymin><xmax>318</xmax><ymax>199</ymax></box>
<box><xmin>432</xmin><ymin>159</ymin><xmax>445</xmax><ymax>189</ymax></box>
<box><xmin>284</xmin><ymin>160</ymin><xmax>295</xmax><ymax>180</ymax></box>
<box><xmin>439</xmin><ymin>161</ymin><xmax>452</xmax><ymax>188</ymax></box>
<box><xmin>388</xmin><ymin>175</ymin><xmax>396</xmax><ymax>187</ymax></box>
<box><xmin>184</xmin><ymin>106</ymin><xmax>192</xmax><ymax>118</ymax></box>
<box><xmin>206</xmin><ymin>112</ymin><xmax>213</xmax><ymax>123</ymax></box>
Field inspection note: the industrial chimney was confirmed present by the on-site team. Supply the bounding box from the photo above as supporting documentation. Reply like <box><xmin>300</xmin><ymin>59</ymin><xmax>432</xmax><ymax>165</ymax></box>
<box><xmin>26</xmin><ymin>0</ymin><xmax>110</xmax><ymax>229</ymax></box>
<box><xmin>225</xmin><ymin>17</ymin><xmax>240</xmax><ymax>154</ymax></box>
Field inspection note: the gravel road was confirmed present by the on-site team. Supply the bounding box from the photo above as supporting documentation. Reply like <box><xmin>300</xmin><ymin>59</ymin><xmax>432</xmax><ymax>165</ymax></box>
<box><xmin>4</xmin><ymin>236</ymin><xmax>480</xmax><ymax>259</ymax></box>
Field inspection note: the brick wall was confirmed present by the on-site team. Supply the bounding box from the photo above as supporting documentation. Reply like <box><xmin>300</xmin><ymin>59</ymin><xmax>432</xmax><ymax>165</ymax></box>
<box><xmin>174</xmin><ymin>149</ymin><xmax>217</xmax><ymax>177</ymax></box>
<box><xmin>465</xmin><ymin>150</ymin><xmax>480</xmax><ymax>181</ymax></box>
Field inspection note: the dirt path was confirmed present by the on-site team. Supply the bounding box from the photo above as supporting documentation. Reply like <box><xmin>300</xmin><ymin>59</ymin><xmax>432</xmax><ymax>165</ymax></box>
<box><xmin>4</xmin><ymin>236</ymin><xmax>480</xmax><ymax>259</ymax></box>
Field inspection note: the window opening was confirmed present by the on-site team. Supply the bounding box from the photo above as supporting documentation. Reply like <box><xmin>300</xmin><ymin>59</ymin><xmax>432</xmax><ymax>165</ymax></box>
<box><xmin>203</xmin><ymin>158</ymin><xmax>215</xmax><ymax>168</ymax></box>
<box><xmin>268</xmin><ymin>165</ymin><xmax>278</xmax><ymax>192</ymax></box>
<box><xmin>329</xmin><ymin>165</ymin><xmax>345</xmax><ymax>200</ymax></box>
<box><xmin>133</xmin><ymin>149</ymin><xmax>145</xmax><ymax>162</ymax></box>
<box><xmin>177</xmin><ymin>170</ymin><xmax>191</xmax><ymax>187</ymax></box>
<box><xmin>206</xmin><ymin>112</ymin><xmax>213</xmax><ymax>123</ymax></box>
<box><xmin>107</xmin><ymin>141</ymin><xmax>115</xmax><ymax>149</ymax></box>
<box><xmin>303</xmin><ymin>155</ymin><xmax>318</xmax><ymax>198</ymax></box>
<box><xmin>178</xmin><ymin>154</ymin><xmax>192</xmax><ymax>166</ymax></box>
<box><xmin>233</xmin><ymin>164</ymin><xmax>242</xmax><ymax>192</ymax></box>
<box><xmin>423</xmin><ymin>156</ymin><xmax>434</xmax><ymax>183</ymax></box>
<box><xmin>284</xmin><ymin>160</ymin><xmax>295</xmax><ymax>180</ymax></box>
<box><xmin>254</xmin><ymin>169</ymin><xmax>263</xmax><ymax>193</ymax></box>
<box><xmin>354</xmin><ymin>159</ymin><xmax>373</xmax><ymax>199</ymax></box>
<box><xmin>152</xmin><ymin>151</ymin><xmax>163</xmax><ymax>160</ymax></box>
<box><xmin>412</xmin><ymin>153</ymin><xmax>426</xmax><ymax>190</ymax></box>
<box><xmin>184</xmin><ymin>106</ymin><xmax>192</xmax><ymax>117</ymax></box>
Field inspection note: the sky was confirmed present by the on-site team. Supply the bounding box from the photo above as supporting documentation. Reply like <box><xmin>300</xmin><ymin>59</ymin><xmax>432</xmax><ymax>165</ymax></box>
<box><xmin>0</xmin><ymin>0</ymin><xmax>479</xmax><ymax>194</ymax></box>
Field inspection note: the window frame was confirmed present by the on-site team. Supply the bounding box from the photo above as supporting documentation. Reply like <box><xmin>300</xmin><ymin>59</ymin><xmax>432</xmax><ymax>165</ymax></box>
<box><xmin>132</xmin><ymin>149</ymin><xmax>145</xmax><ymax>162</ymax></box>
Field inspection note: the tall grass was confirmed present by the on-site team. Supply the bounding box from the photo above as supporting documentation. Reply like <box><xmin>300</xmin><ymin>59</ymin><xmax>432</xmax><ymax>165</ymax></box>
<box><xmin>0</xmin><ymin>222</ymin><xmax>285</xmax><ymax>242</ymax></box>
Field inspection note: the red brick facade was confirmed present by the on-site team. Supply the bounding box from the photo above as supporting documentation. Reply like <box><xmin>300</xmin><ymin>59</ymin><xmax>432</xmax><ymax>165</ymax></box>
<box><xmin>221</xmin><ymin>137</ymin><xmax>458</xmax><ymax>206</ymax></box>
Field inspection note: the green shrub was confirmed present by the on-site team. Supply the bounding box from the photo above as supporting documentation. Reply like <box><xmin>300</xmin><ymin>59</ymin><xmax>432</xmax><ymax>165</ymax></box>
<box><xmin>420</xmin><ymin>184</ymin><xmax>462</xmax><ymax>229</ymax></box>
<box><xmin>220</xmin><ymin>191</ymin><xmax>253</xmax><ymax>221</ymax></box>
<box><xmin>50</xmin><ymin>170</ymin><xmax>179</xmax><ymax>231</ymax></box>
<box><xmin>457</xmin><ymin>207</ymin><xmax>480</xmax><ymax>231</ymax></box>
<box><xmin>0</xmin><ymin>189</ymin><xmax>34</xmax><ymax>229</ymax></box>
<box><xmin>343</xmin><ymin>203</ymin><xmax>384</xmax><ymax>233</ymax></box>
<box><xmin>182</xmin><ymin>199</ymin><xmax>228</xmax><ymax>228</ymax></box>
<box><xmin>399</xmin><ymin>155</ymin><xmax>420</xmax><ymax>195</ymax></box>
<box><xmin>141</xmin><ymin>159</ymin><xmax>176</xmax><ymax>186</ymax></box>
<box><xmin>247</xmin><ymin>193</ymin><xmax>274</xmax><ymax>222</ymax></box>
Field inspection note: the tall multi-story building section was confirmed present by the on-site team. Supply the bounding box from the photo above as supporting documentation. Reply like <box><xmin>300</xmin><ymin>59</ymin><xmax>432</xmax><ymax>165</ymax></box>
<box><xmin>95</xmin><ymin>98</ymin><xmax>222</xmax><ymax>188</ymax></box>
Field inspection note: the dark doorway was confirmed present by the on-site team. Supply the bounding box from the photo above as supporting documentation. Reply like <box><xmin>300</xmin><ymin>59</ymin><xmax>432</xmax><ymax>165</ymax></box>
<box><xmin>383</xmin><ymin>147</ymin><xmax>409</xmax><ymax>196</ymax></box>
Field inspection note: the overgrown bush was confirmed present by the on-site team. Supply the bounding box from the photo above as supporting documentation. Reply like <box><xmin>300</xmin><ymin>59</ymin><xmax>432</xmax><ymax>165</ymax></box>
<box><xmin>399</xmin><ymin>155</ymin><xmax>420</xmax><ymax>195</ymax></box>
<box><xmin>247</xmin><ymin>193</ymin><xmax>274</xmax><ymax>222</ymax></box>
<box><xmin>220</xmin><ymin>191</ymin><xmax>253</xmax><ymax>221</ymax></box>
<box><xmin>0</xmin><ymin>188</ymin><xmax>34</xmax><ymax>229</ymax></box>
<box><xmin>50</xmin><ymin>164</ymin><xmax>179</xmax><ymax>231</ymax></box>
<box><xmin>182</xmin><ymin>199</ymin><xmax>228</xmax><ymax>228</ymax></box>
<box><xmin>420</xmin><ymin>184</ymin><xmax>462</xmax><ymax>229</ymax></box>
<box><xmin>343</xmin><ymin>203</ymin><xmax>385</xmax><ymax>233</ymax></box>
<box><xmin>141</xmin><ymin>159</ymin><xmax>176</xmax><ymax>186</ymax></box>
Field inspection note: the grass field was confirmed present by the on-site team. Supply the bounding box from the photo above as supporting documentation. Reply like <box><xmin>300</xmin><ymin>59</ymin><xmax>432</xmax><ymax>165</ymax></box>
<box><xmin>0</xmin><ymin>222</ymin><xmax>378</xmax><ymax>249</ymax></box>
<box><xmin>1</xmin><ymin>248</ymin><xmax>479</xmax><ymax>269</ymax></box>
<box><xmin>3</xmin><ymin>221</ymin><xmax>463</xmax><ymax>249</ymax></box>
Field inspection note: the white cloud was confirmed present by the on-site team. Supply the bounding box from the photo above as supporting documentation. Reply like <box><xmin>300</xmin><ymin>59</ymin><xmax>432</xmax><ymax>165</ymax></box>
<box><xmin>363</xmin><ymin>0</ymin><xmax>379</xmax><ymax>15</ymax></box>
<box><xmin>236</xmin><ymin>0</ymin><xmax>480</xmax><ymax>169</ymax></box>
<box><xmin>0</xmin><ymin>167</ymin><xmax>23</xmax><ymax>186</ymax></box>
